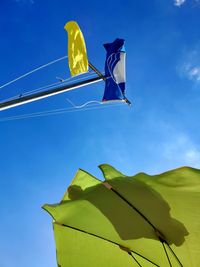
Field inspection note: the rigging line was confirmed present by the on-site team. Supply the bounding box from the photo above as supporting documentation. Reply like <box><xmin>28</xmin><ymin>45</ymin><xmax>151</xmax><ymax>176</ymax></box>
<box><xmin>0</xmin><ymin>76</ymin><xmax>104</xmax><ymax>111</ymax></box>
<box><xmin>0</xmin><ymin>102</ymin><xmax>125</xmax><ymax>122</ymax></box>
<box><xmin>66</xmin><ymin>98</ymin><xmax>103</xmax><ymax>108</ymax></box>
<box><xmin>67</xmin><ymin>99</ymin><xmax>126</xmax><ymax>109</ymax></box>
<box><xmin>16</xmin><ymin>71</ymin><xmax>98</xmax><ymax>98</ymax></box>
<box><xmin>23</xmin><ymin>70</ymin><xmax>100</xmax><ymax>96</ymax></box>
<box><xmin>27</xmin><ymin>70</ymin><xmax>102</xmax><ymax>94</ymax></box>
<box><xmin>0</xmin><ymin>55</ymin><xmax>68</xmax><ymax>90</ymax></box>
<box><xmin>53</xmin><ymin>222</ymin><xmax>159</xmax><ymax>267</ymax></box>
<box><xmin>0</xmin><ymin>70</ymin><xmax>103</xmax><ymax>103</ymax></box>
<box><xmin>0</xmin><ymin>106</ymin><xmax>75</xmax><ymax>121</ymax></box>
<box><xmin>0</xmin><ymin>80</ymin><xmax>64</xmax><ymax>103</ymax></box>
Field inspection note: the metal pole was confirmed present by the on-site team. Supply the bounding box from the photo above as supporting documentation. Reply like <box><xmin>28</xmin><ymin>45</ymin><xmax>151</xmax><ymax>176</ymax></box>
<box><xmin>88</xmin><ymin>62</ymin><xmax>106</xmax><ymax>81</ymax></box>
<box><xmin>0</xmin><ymin>76</ymin><xmax>103</xmax><ymax>112</ymax></box>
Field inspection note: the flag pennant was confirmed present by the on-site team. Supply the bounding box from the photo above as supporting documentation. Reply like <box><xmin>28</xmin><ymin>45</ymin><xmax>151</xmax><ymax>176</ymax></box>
<box><xmin>64</xmin><ymin>21</ymin><xmax>89</xmax><ymax>77</ymax></box>
<box><xmin>102</xmin><ymin>38</ymin><xmax>126</xmax><ymax>102</ymax></box>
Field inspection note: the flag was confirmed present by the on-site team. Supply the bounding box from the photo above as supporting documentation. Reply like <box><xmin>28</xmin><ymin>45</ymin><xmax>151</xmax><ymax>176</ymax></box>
<box><xmin>64</xmin><ymin>21</ymin><xmax>89</xmax><ymax>76</ymax></box>
<box><xmin>102</xmin><ymin>38</ymin><xmax>126</xmax><ymax>102</ymax></box>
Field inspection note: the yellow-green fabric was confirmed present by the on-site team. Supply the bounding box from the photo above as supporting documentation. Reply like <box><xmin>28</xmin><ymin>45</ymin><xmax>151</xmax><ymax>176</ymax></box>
<box><xmin>64</xmin><ymin>21</ymin><xmax>88</xmax><ymax>76</ymax></box>
<box><xmin>43</xmin><ymin>165</ymin><xmax>200</xmax><ymax>267</ymax></box>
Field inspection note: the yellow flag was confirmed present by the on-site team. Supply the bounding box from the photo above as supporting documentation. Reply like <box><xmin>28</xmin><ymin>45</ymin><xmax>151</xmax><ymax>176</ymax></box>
<box><xmin>64</xmin><ymin>21</ymin><xmax>89</xmax><ymax>76</ymax></box>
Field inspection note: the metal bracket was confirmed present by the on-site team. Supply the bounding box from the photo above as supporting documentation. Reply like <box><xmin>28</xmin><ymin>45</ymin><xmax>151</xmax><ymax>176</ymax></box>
<box><xmin>119</xmin><ymin>245</ymin><xmax>131</xmax><ymax>253</ymax></box>
<box><xmin>102</xmin><ymin>182</ymin><xmax>113</xmax><ymax>190</ymax></box>
<box><xmin>154</xmin><ymin>229</ymin><xmax>166</xmax><ymax>242</ymax></box>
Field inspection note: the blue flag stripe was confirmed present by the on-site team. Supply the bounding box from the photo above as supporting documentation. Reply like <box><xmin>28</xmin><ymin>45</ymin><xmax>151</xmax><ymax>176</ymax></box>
<box><xmin>102</xmin><ymin>38</ymin><xmax>126</xmax><ymax>102</ymax></box>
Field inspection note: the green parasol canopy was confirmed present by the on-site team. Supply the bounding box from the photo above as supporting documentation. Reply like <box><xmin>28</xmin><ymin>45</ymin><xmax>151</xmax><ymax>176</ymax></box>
<box><xmin>43</xmin><ymin>164</ymin><xmax>200</xmax><ymax>267</ymax></box>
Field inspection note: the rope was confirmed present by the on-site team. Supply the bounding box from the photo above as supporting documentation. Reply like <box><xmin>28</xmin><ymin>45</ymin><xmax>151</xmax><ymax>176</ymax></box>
<box><xmin>0</xmin><ymin>80</ymin><xmax>64</xmax><ymax>102</ymax></box>
<box><xmin>0</xmin><ymin>102</ymin><xmax>125</xmax><ymax>122</ymax></box>
<box><xmin>66</xmin><ymin>98</ymin><xmax>126</xmax><ymax>109</ymax></box>
<box><xmin>66</xmin><ymin>98</ymin><xmax>103</xmax><ymax>109</ymax></box>
<box><xmin>17</xmin><ymin>71</ymin><xmax>98</xmax><ymax>97</ymax></box>
<box><xmin>0</xmin><ymin>55</ymin><xmax>68</xmax><ymax>90</ymax></box>
<box><xmin>0</xmin><ymin>70</ymin><xmax>103</xmax><ymax>104</ymax></box>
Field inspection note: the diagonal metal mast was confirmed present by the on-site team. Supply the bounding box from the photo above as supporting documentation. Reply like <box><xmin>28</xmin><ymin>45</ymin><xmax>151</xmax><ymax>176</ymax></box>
<box><xmin>0</xmin><ymin>76</ymin><xmax>103</xmax><ymax>112</ymax></box>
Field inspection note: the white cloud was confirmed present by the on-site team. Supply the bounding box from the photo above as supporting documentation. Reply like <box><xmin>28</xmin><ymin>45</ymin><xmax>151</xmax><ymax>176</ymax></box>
<box><xmin>163</xmin><ymin>133</ymin><xmax>200</xmax><ymax>168</ymax></box>
<box><xmin>188</xmin><ymin>67</ymin><xmax>200</xmax><ymax>81</ymax></box>
<box><xmin>174</xmin><ymin>0</ymin><xmax>186</xmax><ymax>6</ymax></box>
<box><xmin>181</xmin><ymin>63</ymin><xmax>200</xmax><ymax>82</ymax></box>
<box><xmin>174</xmin><ymin>0</ymin><xmax>200</xmax><ymax>7</ymax></box>
<box><xmin>178</xmin><ymin>47</ymin><xmax>200</xmax><ymax>83</ymax></box>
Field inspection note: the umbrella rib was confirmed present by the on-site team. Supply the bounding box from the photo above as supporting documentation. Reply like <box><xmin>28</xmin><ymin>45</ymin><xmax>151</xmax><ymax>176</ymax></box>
<box><xmin>55</xmin><ymin>221</ymin><xmax>160</xmax><ymax>267</ymax></box>
<box><xmin>164</xmin><ymin>243</ymin><xmax>183</xmax><ymax>267</ymax></box>
<box><xmin>109</xmin><ymin>187</ymin><xmax>157</xmax><ymax>231</ymax></box>
<box><xmin>105</xmin><ymin>186</ymin><xmax>183</xmax><ymax>267</ymax></box>
<box><xmin>128</xmin><ymin>252</ymin><xmax>143</xmax><ymax>267</ymax></box>
<box><xmin>162</xmin><ymin>242</ymin><xmax>172</xmax><ymax>267</ymax></box>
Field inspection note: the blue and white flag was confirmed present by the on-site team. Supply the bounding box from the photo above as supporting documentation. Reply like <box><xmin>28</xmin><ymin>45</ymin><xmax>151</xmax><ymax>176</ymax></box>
<box><xmin>102</xmin><ymin>38</ymin><xmax>129</xmax><ymax>103</ymax></box>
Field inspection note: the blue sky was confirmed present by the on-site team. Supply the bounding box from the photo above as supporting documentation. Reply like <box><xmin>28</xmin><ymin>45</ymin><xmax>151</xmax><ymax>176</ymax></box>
<box><xmin>0</xmin><ymin>0</ymin><xmax>200</xmax><ymax>266</ymax></box>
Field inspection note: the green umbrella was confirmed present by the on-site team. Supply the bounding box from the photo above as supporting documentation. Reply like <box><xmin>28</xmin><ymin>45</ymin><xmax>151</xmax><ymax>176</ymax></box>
<box><xmin>43</xmin><ymin>164</ymin><xmax>200</xmax><ymax>267</ymax></box>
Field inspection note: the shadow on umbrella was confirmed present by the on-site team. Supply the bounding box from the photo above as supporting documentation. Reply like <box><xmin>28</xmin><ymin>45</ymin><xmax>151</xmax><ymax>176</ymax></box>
<box><xmin>66</xmin><ymin>178</ymin><xmax>189</xmax><ymax>247</ymax></box>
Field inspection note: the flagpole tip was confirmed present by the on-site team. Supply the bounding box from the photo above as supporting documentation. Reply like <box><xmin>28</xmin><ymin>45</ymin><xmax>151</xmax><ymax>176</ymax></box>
<box><xmin>124</xmin><ymin>98</ymin><xmax>131</xmax><ymax>106</ymax></box>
